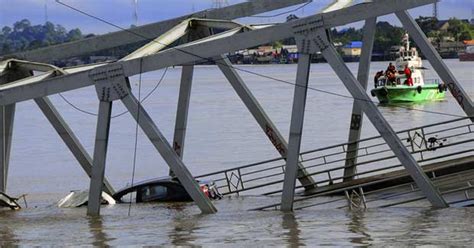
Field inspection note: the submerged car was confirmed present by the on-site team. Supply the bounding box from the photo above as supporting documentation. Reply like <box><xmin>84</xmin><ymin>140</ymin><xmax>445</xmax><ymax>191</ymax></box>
<box><xmin>112</xmin><ymin>176</ymin><xmax>222</xmax><ymax>203</ymax></box>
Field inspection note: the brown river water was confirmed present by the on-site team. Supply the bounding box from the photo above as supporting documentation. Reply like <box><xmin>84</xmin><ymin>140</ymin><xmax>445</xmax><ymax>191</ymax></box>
<box><xmin>0</xmin><ymin>60</ymin><xmax>473</xmax><ymax>246</ymax></box>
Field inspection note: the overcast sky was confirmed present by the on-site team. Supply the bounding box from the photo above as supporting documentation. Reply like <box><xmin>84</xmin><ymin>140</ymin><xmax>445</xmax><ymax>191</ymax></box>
<box><xmin>1</xmin><ymin>0</ymin><xmax>472</xmax><ymax>34</ymax></box>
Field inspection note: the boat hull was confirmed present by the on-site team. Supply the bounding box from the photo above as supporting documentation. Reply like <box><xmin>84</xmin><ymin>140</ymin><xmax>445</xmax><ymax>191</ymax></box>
<box><xmin>370</xmin><ymin>84</ymin><xmax>445</xmax><ymax>103</ymax></box>
<box><xmin>459</xmin><ymin>53</ymin><xmax>474</xmax><ymax>62</ymax></box>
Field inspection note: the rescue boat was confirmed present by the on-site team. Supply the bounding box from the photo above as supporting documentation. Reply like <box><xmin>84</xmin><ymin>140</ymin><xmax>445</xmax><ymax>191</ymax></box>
<box><xmin>370</xmin><ymin>34</ymin><xmax>447</xmax><ymax>103</ymax></box>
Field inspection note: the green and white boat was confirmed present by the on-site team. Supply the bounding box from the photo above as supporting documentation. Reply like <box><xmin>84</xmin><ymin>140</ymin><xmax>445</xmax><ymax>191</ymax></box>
<box><xmin>371</xmin><ymin>35</ymin><xmax>447</xmax><ymax>104</ymax></box>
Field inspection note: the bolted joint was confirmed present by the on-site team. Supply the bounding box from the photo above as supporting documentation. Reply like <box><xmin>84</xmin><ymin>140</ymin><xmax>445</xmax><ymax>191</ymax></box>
<box><xmin>89</xmin><ymin>64</ymin><xmax>130</xmax><ymax>102</ymax></box>
<box><xmin>292</xmin><ymin>16</ymin><xmax>330</xmax><ymax>54</ymax></box>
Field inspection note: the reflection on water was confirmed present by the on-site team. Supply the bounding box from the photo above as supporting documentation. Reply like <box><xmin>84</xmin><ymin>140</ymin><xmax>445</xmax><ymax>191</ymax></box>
<box><xmin>346</xmin><ymin>210</ymin><xmax>372</xmax><ymax>246</ymax></box>
<box><xmin>282</xmin><ymin>213</ymin><xmax>302</xmax><ymax>247</ymax></box>
<box><xmin>169</xmin><ymin>205</ymin><xmax>199</xmax><ymax>246</ymax></box>
<box><xmin>0</xmin><ymin>212</ymin><xmax>17</xmax><ymax>246</ymax></box>
<box><xmin>88</xmin><ymin>217</ymin><xmax>113</xmax><ymax>246</ymax></box>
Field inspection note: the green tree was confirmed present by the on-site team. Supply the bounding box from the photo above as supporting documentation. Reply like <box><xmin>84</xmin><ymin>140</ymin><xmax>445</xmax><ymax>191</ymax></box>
<box><xmin>415</xmin><ymin>16</ymin><xmax>438</xmax><ymax>35</ymax></box>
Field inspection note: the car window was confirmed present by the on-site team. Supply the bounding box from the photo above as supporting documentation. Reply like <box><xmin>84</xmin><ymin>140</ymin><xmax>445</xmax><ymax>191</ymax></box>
<box><xmin>140</xmin><ymin>185</ymin><xmax>168</xmax><ymax>201</ymax></box>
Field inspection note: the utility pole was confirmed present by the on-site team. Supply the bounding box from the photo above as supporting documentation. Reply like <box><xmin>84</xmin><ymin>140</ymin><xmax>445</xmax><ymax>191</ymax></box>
<box><xmin>133</xmin><ymin>0</ymin><xmax>138</xmax><ymax>26</ymax></box>
<box><xmin>212</xmin><ymin>0</ymin><xmax>229</xmax><ymax>9</ymax></box>
<box><xmin>44</xmin><ymin>0</ymin><xmax>48</xmax><ymax>23</ymax></box>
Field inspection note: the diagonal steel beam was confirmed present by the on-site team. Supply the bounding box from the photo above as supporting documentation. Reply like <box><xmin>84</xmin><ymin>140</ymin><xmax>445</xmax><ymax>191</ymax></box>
<box><xmin>122</xmin><ymin>19</ymin><xmax>191</xmax><ymax>61</ymax></box>
<box><xmin>216</xmin><ymin>55</ymin><xmax>316</xmax><ymax>190</ymax></box>
<box><xmin>34</xmin><ymin>96</ymin><xmax>115</xmax><ymax>195</ymax></box>
<box><xmin>315</xmin><ymin>29</ymin><xmax>447</xmax><ymax>208</ymax></box>
<box><xmin>121</xmin><ymin>92</ymin><xmax>217</xmax><ymax>214</ymax></box>
<box><xmin>7</xmin><ymin>0</ymin><xmax>310</xmax><ymax>63</ymax></box>
<box><xmin>396</xmin><ymin>10</ymin><xmax>474</xmax><ymax>120</ymax></box>
<box><xmin>343</xmin><ymin>17</ymin><xmax>377</xmax><ymax>181</ymax></box>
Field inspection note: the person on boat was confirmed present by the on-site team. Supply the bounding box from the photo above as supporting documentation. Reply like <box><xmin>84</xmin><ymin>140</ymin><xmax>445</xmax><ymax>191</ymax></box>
<box><xmin>384</xmin><ymin>63</ymin><xmax>397</xmax><ymax>85</ymax></box>
<box><xmin>403</xmin><ymin>65</ymin><xmax>413</xmax><ymax>86</ymax></box>
<box><xmin>386</xmin><ymin>62</ymin><xmax>396</xmax><ymax>74</ymax></box>
<box><xmin>374</xmin><ymin>70</ymin><xmax>384</xmax><ymax>87</ymax></box>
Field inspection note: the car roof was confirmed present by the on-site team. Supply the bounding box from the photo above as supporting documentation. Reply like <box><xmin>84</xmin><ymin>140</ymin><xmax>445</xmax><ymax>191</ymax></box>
<box><xmin>112</xmin><ymin>176</ymin><xmax>213</xmax><ymax>199</ymax></box>
<box><xmin>113</xmin><ymin>176</ymin><xmax>177</xmax><ymax>198</ymax></box>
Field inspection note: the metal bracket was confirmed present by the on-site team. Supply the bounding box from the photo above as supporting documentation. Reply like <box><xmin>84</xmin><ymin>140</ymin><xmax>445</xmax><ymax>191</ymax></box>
<box><xmin>292</xmin><ymin>16</ymin><xmax>328</xmax><ymax>54</ymax></box>
<box><xmin>350</xmin><ymin>114</ymin><xmax>362</xmax><ymax>130</ymax></box>
<box><xmin>89</xmin><ymin>64</ymin><xmax>129</xmax><ymax>102</ymax></box>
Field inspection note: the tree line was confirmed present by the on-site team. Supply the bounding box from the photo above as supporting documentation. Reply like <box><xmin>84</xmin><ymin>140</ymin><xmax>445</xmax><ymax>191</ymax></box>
<box><xmin>1</xmin><ymin>17</ymin><xmax>472</xmax><ymax>58</ymax></box>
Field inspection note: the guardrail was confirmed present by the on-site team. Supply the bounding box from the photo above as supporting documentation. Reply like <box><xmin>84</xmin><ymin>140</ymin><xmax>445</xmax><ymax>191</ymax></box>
<box><xmin>196</xmin><ymin>117</ymin><xmax>474</xmax><ymax>197</ymax></box>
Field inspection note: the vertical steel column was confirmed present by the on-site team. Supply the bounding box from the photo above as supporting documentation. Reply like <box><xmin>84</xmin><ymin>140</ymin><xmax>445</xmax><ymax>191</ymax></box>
<box><xmin>170</xmin><ymin>65</ymin><xmax>194</xmax><ymax>176</ymax></box>
<box><xmin>343</xmin><ymin>17</ymin><xmax>377</xmax><ymax>181</ymax></box>
<box><xmin>281</xmin><ymin>54</ymin><xmax>312</xmax><ymax>211</ymax></box>
<box><xmin>0</xmin><ymin>104</ymin><xmax>15</xmax><ymax>193</ymax></box>
<box><xmin>396</xmin><ymin>10</ymin><xmax>474</xmax><ymax>119</ymax></box>
<box><xmin>216</xmin><ymin>55</ymin><xmax>316</xmax><ymax>190</ymax></box>
<box><xmin>316</xmin><ymin>29</ymin><xmax>447</xmax><ymax>207</ymax></box>
<box><xmin>121</xmin><ymin>93</ymin><xmax>217</xmax><ymax>214</ymax></box>
<box><xmin>34</xmin><ymin>96</ymin><xmax>115</xmax><ymax>195</ymax></box>
<box><xmin>0</xmin><ymin>68</ymin><xmax>31</xmax><ymax>192</ymax></box>
<box><xmin>87</xmin><ymin>101</ymin><xmax>113</xmax><ymax>216</ymax></box>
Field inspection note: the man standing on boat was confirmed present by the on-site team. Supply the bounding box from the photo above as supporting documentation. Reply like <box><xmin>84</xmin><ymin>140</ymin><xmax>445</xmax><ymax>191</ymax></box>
<box><xmin>385</xmin><ymin>63</ymin><xmax>397</xmax><ymax>85</ymax></box>
<box><xmin>404</xmin><ymin>64</ymin><xmax>413</xmax><ymax>86</ymax></box>
<box><xmin>374</xmin><ymin>70</ymin><xmax>384</xmax><ymax>88</ymax></box>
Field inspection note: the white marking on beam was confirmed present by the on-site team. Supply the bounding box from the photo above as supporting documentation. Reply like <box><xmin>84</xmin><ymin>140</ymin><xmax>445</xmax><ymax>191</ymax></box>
<box><xmin>322</xmin><ymin>0</ymin><xmax>353</xmax><ymax>13</ymax></box>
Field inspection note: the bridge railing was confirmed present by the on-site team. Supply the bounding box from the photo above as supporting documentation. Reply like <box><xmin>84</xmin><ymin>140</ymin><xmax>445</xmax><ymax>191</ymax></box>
<box><xmin>195</xmin><ymin>117</ymin><xmax>474</xmax><ymax>196</ymax></box>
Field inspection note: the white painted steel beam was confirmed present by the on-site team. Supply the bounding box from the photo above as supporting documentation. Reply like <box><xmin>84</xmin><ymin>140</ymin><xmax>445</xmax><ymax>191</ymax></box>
<box><xmin>343</xmin><ymin>17</ymin><xmax>377</xmax><ymax>181</ymax></box>
<box><xmin>8</xmin><ymin>0</ymin><xmax>310</xmax><ymax>63</ymax></box>
<box><xmin>322</xmin><ymin>0</ymin><xmax>353</xmax><ymax>13</ymax></box>
<box><xmin>122</xmin><ymin>20</ymin><xmax>191</xmax><ymax>61</ymax></box>
<box><xmin>170</xmin><ymin>65</ymin><xmax>194</xmax><ymax>177</ymax></box>
<box><xmin>280</xmin><ymin>54</ymin><xmax>312</xmax><ymax>211</ymax></box>
<box><xmin>0</xmin><ymin>0</ymin><xmax>438</xmax><ymax>106</ymax></box>
<box><xmin>34</xmin><ymin>96</ymin><xmax>115</xmax><ymax>195</ymax></box>
<box><xmin>316</xmin><ymin>30</ymin><xmax>447</xmax><ymax>208</ymax></box>
<box><xmin>216</xmin><ymin>55</ymin><xmax>316</xmax><ymax>190</ymax></box>
<box><xmin>123</xmin><ymin>18</ymin><xmax>244</xmax><ymax>61</ymax></box>
<box><xmin>396</xmin><ymin>11</ymin><xmax>474</xmax><ymax>119</ymax></box>
<box><xmin>87</xmin><ymin>101</ymin><xmax>113</xmax><ymax>216</ymax></box>
<box><xmin>121</xmin><ymin>93</ymin><xmax>217</xmax><ymax>214</ymax></box>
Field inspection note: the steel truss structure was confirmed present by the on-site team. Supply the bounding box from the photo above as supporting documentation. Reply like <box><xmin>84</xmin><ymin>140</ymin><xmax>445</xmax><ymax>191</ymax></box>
<box><xmin>0</xmin><ymin>0</ymin><xmax>472</xmax><ymax>216</ymax></box>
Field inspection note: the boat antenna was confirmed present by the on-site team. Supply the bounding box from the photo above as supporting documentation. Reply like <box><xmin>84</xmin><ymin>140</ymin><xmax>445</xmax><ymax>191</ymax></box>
<box><xmin>403</xmin><ymin>32</ymin><xmax>410</xmax><ymax>51</ymax></box>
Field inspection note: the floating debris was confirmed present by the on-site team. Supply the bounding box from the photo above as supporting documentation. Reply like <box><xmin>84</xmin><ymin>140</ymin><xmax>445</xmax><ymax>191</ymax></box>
<box><xmin>58</xmin><ymin>190</ymin><xmax>116</xmax><ymax>208</ymax></box>
<box><xmin>0</xmin><ymin>192</ymin><xmax>21</xmax><ymax>210</ymax></box>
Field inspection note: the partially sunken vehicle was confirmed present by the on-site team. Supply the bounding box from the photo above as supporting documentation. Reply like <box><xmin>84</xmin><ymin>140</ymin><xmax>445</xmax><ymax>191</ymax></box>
<box><xmin>112</xmin><ymin>176</ymin><xmax>222</xmax><ymax>203</ymax></box>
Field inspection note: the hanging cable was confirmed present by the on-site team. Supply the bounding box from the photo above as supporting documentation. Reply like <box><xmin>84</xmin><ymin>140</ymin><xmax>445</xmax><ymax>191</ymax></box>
<box><xmin>54</xmin><ymin>0</ymin><xmax>468</xmax><ymax>119</ymax></box>
<box><xmin>251</xmin><ymin>1</ymin><xmax>313</xmax><ymax>18</ymax></box>
<box><xmin>58</xmin><ymin>67</ymin><xmax>168</xmax><ymax>118</ymax></box>
<box><xmin>128</xmin><ymin>57</ymin><xmax>143</xmax><ymax>216</ymax></box>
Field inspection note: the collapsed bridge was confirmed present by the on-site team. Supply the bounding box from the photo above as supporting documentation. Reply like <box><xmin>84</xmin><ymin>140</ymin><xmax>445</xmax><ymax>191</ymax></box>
<box><xmin>0</xmin><ymin>0</ymin><xmax>472</xmax><ymax>216</ymax></box>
